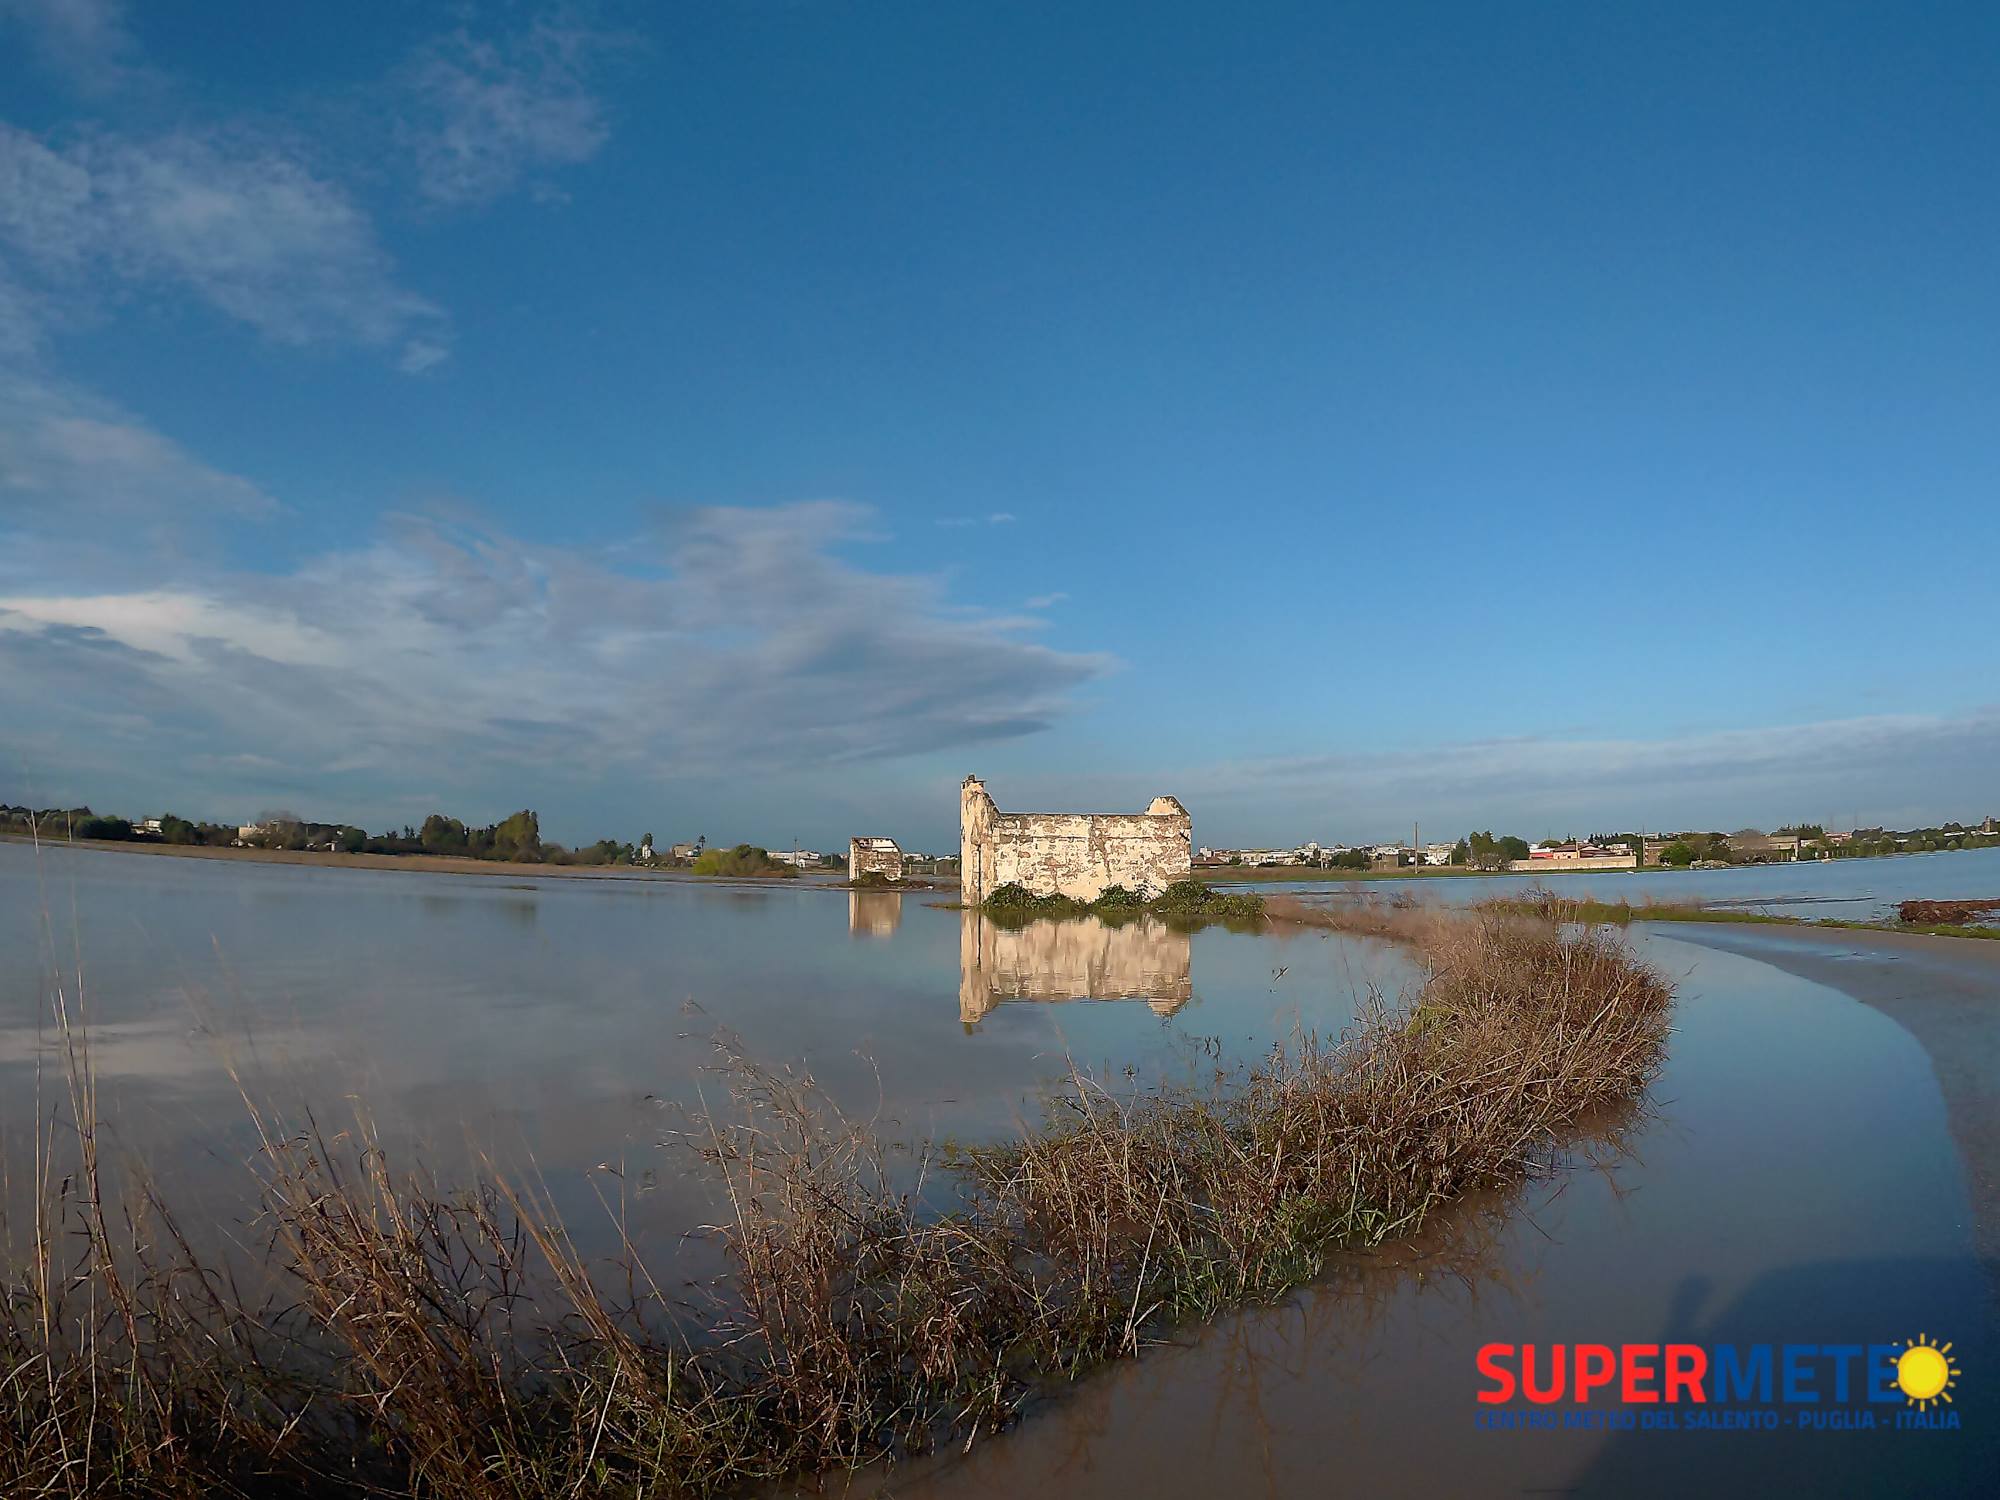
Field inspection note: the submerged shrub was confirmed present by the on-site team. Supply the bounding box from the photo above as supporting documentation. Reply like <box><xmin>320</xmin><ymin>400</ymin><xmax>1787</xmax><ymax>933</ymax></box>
<box><xmin>981</xmin><ymin>882</ymin><xmax>1091</xmax><ymax>922</ymax></box>
<box><xmin>980</xmin><ymin>878</ymin><xmax>1265</xmax><ymax>929</ymax></box>
<box><xmin>1146</xmin><ymin>879</ymin><xmax>1265</xmax><ymax>925</ymax></box>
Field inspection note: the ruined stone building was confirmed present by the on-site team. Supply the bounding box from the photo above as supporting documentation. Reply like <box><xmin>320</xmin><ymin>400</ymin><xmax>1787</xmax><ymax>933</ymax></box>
<box><xmin>848</xmin><ymin>836</ymin><xmax>904</xmax><ymax>882</ymax></box>
<box><xmin>959</xmin><ymin>910</ymin><xmax>1192</xmax><ymax>1024</ymax></box>
<box><xmin>958</xmin><ymin>776</ymin><xmax>1192</xmax><ymax>905</ymax></box>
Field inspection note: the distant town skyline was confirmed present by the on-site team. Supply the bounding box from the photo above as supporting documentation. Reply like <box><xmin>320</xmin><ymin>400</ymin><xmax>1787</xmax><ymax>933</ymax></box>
<box><xmin>4</xmin><ymin>2</ymin><xmax>1997</xmax><ymax>849</ymax></box>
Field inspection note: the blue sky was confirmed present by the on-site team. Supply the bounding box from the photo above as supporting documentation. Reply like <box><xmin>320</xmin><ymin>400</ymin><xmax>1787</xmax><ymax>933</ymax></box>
<box><xmin>2</xmin><ymin>0</ymin><xmax>1996</xmax><ymax>851</ymax></box>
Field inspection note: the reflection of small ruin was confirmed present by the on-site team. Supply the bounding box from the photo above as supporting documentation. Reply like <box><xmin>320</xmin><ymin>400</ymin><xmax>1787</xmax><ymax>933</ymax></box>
<box><xmin>848</xmin><ymin>889</ymin><xmax>904</xmax><ymax>937</ymax></box>
<box><xmin>959</xmin><ymin>910</ymin><xmax>1194</xmax><ymax>1025</ymax></box>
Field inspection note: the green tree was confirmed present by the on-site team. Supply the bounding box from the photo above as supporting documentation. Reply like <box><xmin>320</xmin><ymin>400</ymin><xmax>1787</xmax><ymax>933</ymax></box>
<box><xmin>1659</xmin><ymin>840</ymin><xmax>1696</xmax><ymax>868</ymax></box>
<box><xmin>693</xmin><ymin>843</ymin><xmax>799</xmax><ymax>878</ymax></box>
<box><xmin>490</xmin><ymin>809</ymin><xmax>542</xmax><ymax>861</ymax></box>
<box><xmin>419</xmin><ymin>814</ymin><xmax>468</xmax><ymax>854</ymax></box>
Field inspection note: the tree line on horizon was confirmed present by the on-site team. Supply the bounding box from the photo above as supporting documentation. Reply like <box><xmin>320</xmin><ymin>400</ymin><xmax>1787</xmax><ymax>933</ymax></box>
<box><xmin>7</xmin><ymin>801</ymin><xmax>1995</xmax><ymax>873</ymax></box>
<box><xmin>0</xmin><ymin>804</ymin><xmax>763</xmax><ymax>870</ymax></box>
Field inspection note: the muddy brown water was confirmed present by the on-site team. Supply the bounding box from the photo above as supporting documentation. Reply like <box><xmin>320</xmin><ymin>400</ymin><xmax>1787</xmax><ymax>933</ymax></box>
<box><xmin>4</xmin><ymin>841</ymin><xmax>1995</xmax><ymax>1494</ymax></box>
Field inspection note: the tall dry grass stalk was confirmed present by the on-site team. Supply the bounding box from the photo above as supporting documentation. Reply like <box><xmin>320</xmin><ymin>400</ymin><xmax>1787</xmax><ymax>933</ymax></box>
<box><xmin>3</xmin><ymin>896</ymin><xmax>1671</xmax><ymax>1496</ymax></box>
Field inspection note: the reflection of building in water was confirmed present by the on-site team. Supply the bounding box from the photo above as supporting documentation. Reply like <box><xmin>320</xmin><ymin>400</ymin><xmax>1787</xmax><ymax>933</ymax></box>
<box><xmin>848</xmin><ymin>889</ymin><xmax>904</xmax><ymax>937</ymax></box>
<box><xmin>959</xmin><ymin>910</ymin><xmax>1193</xmax><ymax>1024</ymax></box>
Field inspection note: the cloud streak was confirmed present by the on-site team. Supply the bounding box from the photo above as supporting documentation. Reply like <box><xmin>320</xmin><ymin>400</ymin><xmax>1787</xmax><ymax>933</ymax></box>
<box><xmin>0</xmin><ymin>0</ymin><xmax>149</xmax><ymax>93</ymax></box>
<box><xmin>0</xmin><ymin>121</ymin><xmax>448</xmax><ymax>365</ymax></box>
<box><xmin>401</xmin><ymin>19</ymin><xmax>620</xmax><ymax>208</ymax></box>
<box><xmin>0</xmin><ymin>502</ymin><xmax>1112</xmax><ymax>809</ymax></box>
<box><xmin>1170</xmin><ymin>711</ymin><xmax>2000</xmax><ymax>840</ymax></box>
<box><xmin>0</xmin><ymin>370</ymin><xmax>275</xmax><ymax>528</ymax></box>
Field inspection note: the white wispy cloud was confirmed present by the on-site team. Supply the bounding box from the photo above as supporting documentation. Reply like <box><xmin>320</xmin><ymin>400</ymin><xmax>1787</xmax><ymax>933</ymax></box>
<box><xmin>0</xmin><ymin>121</ymin><xmax>449</xmax><ymax>365</ymax></box>
<box><xmin>401</xmin><ymin>19</ymin><xmax>619</xmax><ymax>208</ymax></box>
<box><xmin>1164</xmin><ymin>712</ymin><xmax>2000</xmax><ymax>841</ymax></box>
<box><xmin>0</xmin><ymin>370</ymin><xmax>275</xmax><ymax>528</ymax></box>
<box><xmin>0</xmin><ymin>0</ymin><xmax>149</xmax><ymax>93</ymax></box>
<box><xmin>0</xmin><ymin>500</ymin><xmax>1112</xmax><ymax>798</ymax></box>
<box><xmin>1024</xmin><ymin>591</ymin><xmax>1067</xmax><ymax>609</ymax></box>
<box><xmin>936</xmin><ymin>512</ymin><xmax>1020</xmax><ymax>529</ymax></box>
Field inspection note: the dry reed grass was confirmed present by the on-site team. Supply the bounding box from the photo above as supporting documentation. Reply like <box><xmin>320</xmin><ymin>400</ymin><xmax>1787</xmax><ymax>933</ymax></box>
<box><xmin>3</xmin><ymin>895</ymin><xmax>1671</xmax><ymax>1496</ymax></box>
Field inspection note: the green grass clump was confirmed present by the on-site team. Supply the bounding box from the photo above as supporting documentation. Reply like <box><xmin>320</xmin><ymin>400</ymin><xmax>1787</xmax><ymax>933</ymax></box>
<box><xmin>980</xmin><ymin>879</ymin><xmax>1265</xmax><ymax>930</ymax></box>
<box><xmin>1145</xmin><ymin>879</ymin><xmax>1266</xmax><ymax>926</ymax></box>
<box><xmin>692</xmin><ymin>843</ymin><xmax>799</xmax><ymax>877</ymax></box>
<box><xmin>981</xmin><ymin>882</ymin><xmax>1094</xmax><ymax>922</ymax></box>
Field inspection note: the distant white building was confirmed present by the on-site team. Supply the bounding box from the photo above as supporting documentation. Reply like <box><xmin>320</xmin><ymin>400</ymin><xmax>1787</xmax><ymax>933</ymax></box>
<box><xmin>767</xmin><ymin>849</ymin><xmax>822</xmax><ymax>868</ymax></box>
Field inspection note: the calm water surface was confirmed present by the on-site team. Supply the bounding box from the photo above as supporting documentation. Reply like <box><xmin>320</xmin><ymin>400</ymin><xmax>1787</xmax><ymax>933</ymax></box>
<box><xmin>868</xmin><ymin>929</ymin><xmax>1998</xmax><ymax>1497</ymax></box>
<box><xmin>0</xmin><ymin>841</ymin><xmax>1405</xmax><ymax>1269</ymax></box>
<box><xmin>3</xmin><ymin>841</ymin><xmax>1994</xmax><ymax>1494</ymax></box>
<box><xmin>1239</xmin><ymin>844</ymin><xmax>2000</xmax><ymax>921</ymax></box>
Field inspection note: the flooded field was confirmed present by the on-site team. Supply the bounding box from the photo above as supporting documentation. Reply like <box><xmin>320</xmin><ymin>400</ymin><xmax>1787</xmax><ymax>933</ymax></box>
<box><xmin>866</xmin><ymin>928</ymin><xmax>2000</xmax><ymax>1497</ymax></box>
<box><xmin>1237</xmin><ymin>844</ymin><xmax>2000</xmax><ymax>922</ymax></box>
<box><xmin>4</xmin><ymin>840</ymin><xmax>1995</xmax><ymax>1494</ymax></box>
<box><xmin>0</xmin><ymin>840</ymin><xmax>1411</xmax><ymax>1274</ymax></box>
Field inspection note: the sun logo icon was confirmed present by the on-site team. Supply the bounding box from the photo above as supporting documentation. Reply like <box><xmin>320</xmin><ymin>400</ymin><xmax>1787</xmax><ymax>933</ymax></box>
<box><xmin>1895</xmin><ymin>1334</ymin><xmax>1960</xmax><ymax>1411</ymax></box>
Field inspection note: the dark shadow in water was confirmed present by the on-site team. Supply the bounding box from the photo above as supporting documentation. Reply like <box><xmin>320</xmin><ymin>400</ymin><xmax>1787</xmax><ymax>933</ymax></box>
<box><xmin>957</xmin><ymin>910</ymin><xmax>1192</xmax><ymax>1026</ymax></box>
<box><xmin>850</xmin><ymin>890</ymin><xmax>903</xmax><ymax>938</ymax></box>
<box><xmin>1566</xmin><ymin>1257</ymin><xmax>1999</xmax><ymax>1496</ymax></box>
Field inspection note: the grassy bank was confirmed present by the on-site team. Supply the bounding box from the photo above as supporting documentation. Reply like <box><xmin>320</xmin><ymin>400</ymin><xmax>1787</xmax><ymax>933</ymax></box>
<box><xmin>1202</xmin><ymin>863</ymin><xmax>1496</xmax><ymax>883</ymax></box>
<box><xmin>1470</xmin><ymin>892</ymin><xmax>2000</xmax><ymax>942</ymax></box>
<box><xmin>4</xmin><ymin>901</ymin><xmax>1670</xmax><ymax>1497</ymax></box>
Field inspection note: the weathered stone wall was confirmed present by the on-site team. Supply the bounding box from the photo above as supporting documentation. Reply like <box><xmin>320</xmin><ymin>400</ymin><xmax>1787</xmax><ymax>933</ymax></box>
<box><xmin>959</xmin><ymin>777</ymin><xmax>1192</xmax><ymax>904</ymax></box>
<box><xmin>958</xmin><ymin>910</ymin><xmax>1192</xmax><ymax>1024</ymax></box>
<box><xmin>848</xmin><ymin>837</ymin><xmax>904</xmax><ymax>882</ymax></box>
<box><xmin>1505</xmin><ymin>854</ymin><xmax>1640</xmax><ymax>873</ymax></box>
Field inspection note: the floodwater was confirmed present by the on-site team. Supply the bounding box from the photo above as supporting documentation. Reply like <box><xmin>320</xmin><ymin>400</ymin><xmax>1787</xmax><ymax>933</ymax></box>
<box><xmin>3</xmin><ymin>840</ymin><xmax>1995</xmax><ymax>1494</ymax></box>
<box><xmin>0</xmin><ymin>840</ymin><xmax>1409</xmax><ymax>1273</ymax></box>
<box><xmin>865</xmin><ymin>929</ymin><xmax>2000</xmax><ymax>1497</ymax></box>
<box><xmin>1239</xmin><ymin>843</ymin><xmax>2000</xmax><ymax>922</ymax></box>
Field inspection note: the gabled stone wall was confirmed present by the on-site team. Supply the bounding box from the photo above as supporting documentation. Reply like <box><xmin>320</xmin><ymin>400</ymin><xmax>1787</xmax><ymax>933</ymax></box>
<box><xmin>958</xmin><ymin>776</ymin><xmax>1192</xmax><ymax>905</ymax></box>
<box><xmin>848</xmin><ymin>837</ymin><xmax>904</xmax><ymax>881</ymax></box>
